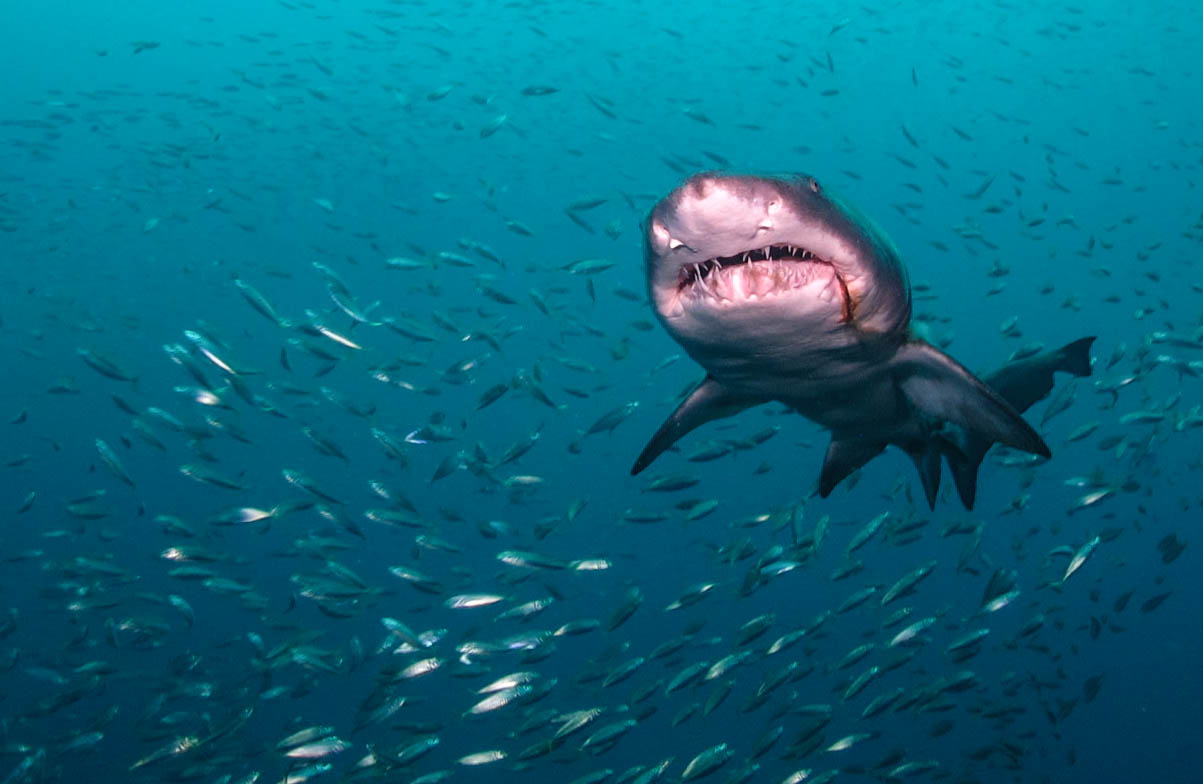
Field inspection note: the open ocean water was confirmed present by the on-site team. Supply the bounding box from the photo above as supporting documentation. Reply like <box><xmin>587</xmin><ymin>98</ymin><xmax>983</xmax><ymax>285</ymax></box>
<box><xmin>0</xmin><ymin>1</ymin><xmax>1200</xmax><ymax>783</ymax></box>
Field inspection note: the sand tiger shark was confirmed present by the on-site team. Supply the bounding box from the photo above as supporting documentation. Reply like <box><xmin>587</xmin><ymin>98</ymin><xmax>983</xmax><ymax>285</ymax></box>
<box><xmin>631</xmin><ymin>172</ymin><xmax>1091</xmax><ymax>507</ymax></box>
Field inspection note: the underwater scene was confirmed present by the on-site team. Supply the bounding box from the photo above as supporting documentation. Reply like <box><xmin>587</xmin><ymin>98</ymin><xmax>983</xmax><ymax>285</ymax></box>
<box><xmin>0</xmin><ymin>1</ymin><xmax>1199</xmax><ymax>783</ymax></box>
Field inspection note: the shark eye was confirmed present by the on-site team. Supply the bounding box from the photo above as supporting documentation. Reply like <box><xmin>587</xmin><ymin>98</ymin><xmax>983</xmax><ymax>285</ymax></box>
<box><xmin>807</xmin><ymin>177</ymin><xmax>822</xmax><ymax>194</ymax></box>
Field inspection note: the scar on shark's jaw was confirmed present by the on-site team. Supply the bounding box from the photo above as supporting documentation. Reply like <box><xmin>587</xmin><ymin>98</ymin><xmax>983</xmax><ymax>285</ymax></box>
<box><xmin>675</xmin><ymin>242</ymin><xmax>855</xmax><ymax>320</ymax></box>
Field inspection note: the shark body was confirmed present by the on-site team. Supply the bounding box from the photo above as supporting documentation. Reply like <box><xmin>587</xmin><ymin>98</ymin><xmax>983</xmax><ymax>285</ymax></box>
<box><xmin>632</xmin><ymin>172</ymin><xmax>1070</xmax><ymax>507</ymax></box>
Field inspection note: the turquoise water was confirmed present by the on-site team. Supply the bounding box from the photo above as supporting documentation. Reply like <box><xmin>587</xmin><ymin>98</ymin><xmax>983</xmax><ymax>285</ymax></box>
<box><xmin>0</xmin><ymin>2</ymin><xmax>1199</xmax><ymax>782</ymax></box>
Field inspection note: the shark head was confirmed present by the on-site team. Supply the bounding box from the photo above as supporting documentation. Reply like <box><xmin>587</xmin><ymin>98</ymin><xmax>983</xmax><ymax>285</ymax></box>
<box><xmin>645</xmin><ymin>173</ymin><xmax>912</xmax><ymax>375</ymax></box>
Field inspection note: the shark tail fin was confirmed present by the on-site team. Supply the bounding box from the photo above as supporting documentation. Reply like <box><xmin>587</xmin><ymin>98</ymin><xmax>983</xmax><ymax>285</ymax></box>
<box><xmin>1053</xmin><ymin>336</ymin><xmax>1096</xmax><ymax>378</ymax></box>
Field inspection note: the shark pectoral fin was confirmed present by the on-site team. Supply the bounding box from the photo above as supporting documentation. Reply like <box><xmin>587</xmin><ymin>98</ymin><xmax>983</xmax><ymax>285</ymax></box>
<box><xmin>819</xmin><ymin>437</ymin><xmax>886</xmax><ymax>497</ymax></box>
<box><xmin>630</xmin><ymin>376</ymin><xmax>752</xmax><ymax>475</ymax></box>
<box><xmin>894</xmin><ymin>341</ymin><xmax>1051</xmax><ymax>458</ymax></box>
<box><xmin>1055</xmin><ymin>336</ymin><xmax>1096</xmax><ymax>377</ymax></box>
<box><xmin>901</xmin><ymin>440</ymin><xmax>944</xmax><ymax>510</ymax></box>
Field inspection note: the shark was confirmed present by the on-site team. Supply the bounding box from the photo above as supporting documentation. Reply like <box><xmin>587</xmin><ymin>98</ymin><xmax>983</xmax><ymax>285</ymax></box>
<box><xmin>630</xmin><ymin>171</ymin><xmax>1078</xmax><ymax>508</ymax></box>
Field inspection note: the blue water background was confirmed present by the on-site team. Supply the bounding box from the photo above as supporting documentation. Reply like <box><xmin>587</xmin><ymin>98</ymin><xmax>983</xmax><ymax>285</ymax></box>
<box><xmin>0</xmin><ymin>2</ymin><xmax>1199</xmax><ymax>782</ymax></box>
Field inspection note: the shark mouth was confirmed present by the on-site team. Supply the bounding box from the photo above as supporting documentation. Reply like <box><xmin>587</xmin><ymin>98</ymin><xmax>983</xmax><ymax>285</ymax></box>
<box><xmin>676</xmin><ymin>243</ymin><xmax>854</xmax><ymax>319</ymax></box>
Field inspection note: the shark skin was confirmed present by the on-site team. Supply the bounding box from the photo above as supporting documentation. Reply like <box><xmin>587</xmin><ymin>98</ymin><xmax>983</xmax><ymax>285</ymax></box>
<box><xmin>631</xmin><ymin>172</ymin><xmax>1053</xmax><ymax>507</ymax></box>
